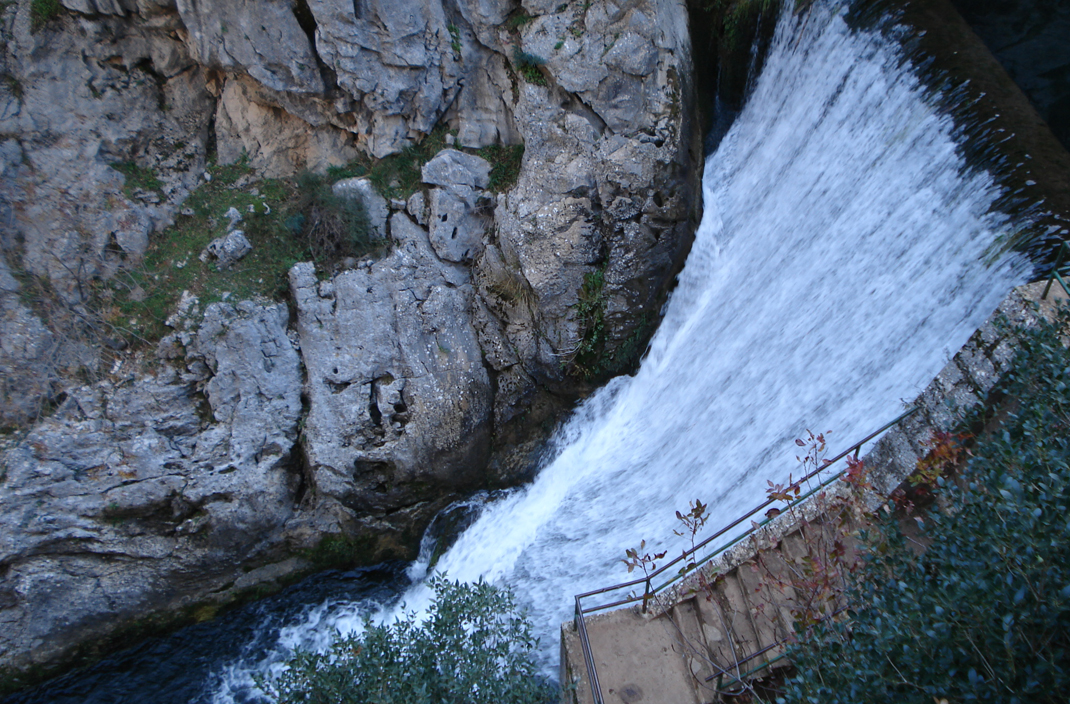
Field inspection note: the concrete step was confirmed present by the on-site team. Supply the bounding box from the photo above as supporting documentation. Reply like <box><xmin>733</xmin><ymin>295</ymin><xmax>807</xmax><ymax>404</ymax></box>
<box><xmin>561</xmin><ymin>606</ymin><xmax>703</xmax><ymax>704</ymax></box>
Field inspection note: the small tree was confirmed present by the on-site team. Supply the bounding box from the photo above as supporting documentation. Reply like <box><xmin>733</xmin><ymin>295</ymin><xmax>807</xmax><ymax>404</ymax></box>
<box><xmin>258</xmin><ymin>576</ymin><xmax>557</xmax><ymax>704</ymax></box>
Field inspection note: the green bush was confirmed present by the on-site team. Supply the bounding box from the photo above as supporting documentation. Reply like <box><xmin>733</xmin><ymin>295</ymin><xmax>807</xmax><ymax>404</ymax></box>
<box><xmin>780</xmin><ymin>308</ymin><xmax>1070</xmax><ymax>703</ymax></box>
<box><xmin>258</xmin><ymin>576</ymin><xmax>557</xmax><ymax>704</ymax></box>
<box><xmin>513</xmin><ymin>48</ymin><xmax>548</xmax><ymax>86</ymax></box>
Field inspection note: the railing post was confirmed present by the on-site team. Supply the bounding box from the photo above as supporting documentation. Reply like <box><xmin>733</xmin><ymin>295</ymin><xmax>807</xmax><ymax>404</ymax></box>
<box><xmin>1042</xmin><ymin>241</ymin><xmax>1067</xmax><ymax>300</ymax></box>
<box><xmin>575</xmin><ymin>596</ymin><xmax>605</xmax><ymax>704</ymax></box>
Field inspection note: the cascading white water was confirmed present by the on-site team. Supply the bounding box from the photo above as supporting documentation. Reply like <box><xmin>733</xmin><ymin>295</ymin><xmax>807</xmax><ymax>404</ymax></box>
<box><xmin>213</xmin><ymin>0</ymin><xmax>1033</xmax><ymax>695</ymax></box>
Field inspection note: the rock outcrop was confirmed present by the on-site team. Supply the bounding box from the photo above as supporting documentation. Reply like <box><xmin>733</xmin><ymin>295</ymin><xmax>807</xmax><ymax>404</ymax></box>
<box><xmin>291</xmin><ymin>212</ymin><xmax>492</xmax><ymax>528</ymax></box>
<box><xmin>0</xmin><ymin>301</ymin><xmax>303</xmax><ymax>675</ymax></box>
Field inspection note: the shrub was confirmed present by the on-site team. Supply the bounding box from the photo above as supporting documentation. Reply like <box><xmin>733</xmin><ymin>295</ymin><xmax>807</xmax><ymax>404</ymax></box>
<box><xmin>780</xmin><ymin>308</ymin><xmax>1070</xmax><ymax>703</ymax></box>
<box><xmin>291</xmin><ymin>172</ymin><xmax>376</xmax><ymax>269</ymax></box>
<box><xmin>512</xmin><ymin>48</ymin><xmax>548</xmax><ymax>86</ymax></box>
<box><xmin>258</xmin><ymin>577</ymin><xmax>557</xmax><ymax>704</ymax></box>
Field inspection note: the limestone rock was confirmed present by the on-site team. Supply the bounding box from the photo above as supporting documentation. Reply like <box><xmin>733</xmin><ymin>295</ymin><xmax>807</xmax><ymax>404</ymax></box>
<box><xmin>407</xmin><ymin>190</ymin><xmax>430</xmax><ymax>226</ymax></box>
<box><xmin>2</xmin><ymin>8</ymin><xmax>214</xmax><ymax>297</ymax></box>
<box><xmin>199</xmin><ymin>229</ymin><xmax>252</xmax><ymax>269</ymax></box>
<box><xmin>421</xmin><ymin>149</ymin><xmax>492</xmax><ymax>189</ymax></box>
<box><xmin>290</xmin><ymin>212</ymin><xmax>492</xmax><ymax>519</ymax></box>
<box><xmin>332</xmin><ymin>177</ymin><xmax>390</xmax><ymax>239</ymax></box>
<box><xmin>175</xmin><ymin>0</ymin><xmax>324</xmax><ymax>94</ymax></box>
<box><xmin>427</xmin><ymin>185</ymin><xmax>490</xmax><ymax>263</ymax></box>
<box><xmin>470</xmin><ymin>0</ymin><xmax>699</xmax><ymax>434</ymax></box>
<box><xmin>215</xmin><ymin>74</ymin><xmax>359</xmax><ymax>176</ymax></box>
<box><xmin>0</xmin><ymin>301</ymin><xmax>303</xmax><ymax>676</ymax></box>
<box><xmin>0</xmin><ymin>254</ymin><xmax>83</xmax><ymax>427</ymax></box>
<box><xmin>60</xmin><ymin>0</ymin><xmax>137</xmax><ymax>15</ymax></box>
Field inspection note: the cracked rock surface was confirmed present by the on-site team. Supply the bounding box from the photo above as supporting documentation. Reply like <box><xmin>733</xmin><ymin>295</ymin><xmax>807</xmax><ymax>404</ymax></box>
<box><xmin>292</xmin><ymin>213</ymin><xmax>492</xmax><ymax>519</ymax></box>
<box><xmin>0</xmin><ymin>301</ymin><xmax>302</xmax><ymax>674</ymax></box>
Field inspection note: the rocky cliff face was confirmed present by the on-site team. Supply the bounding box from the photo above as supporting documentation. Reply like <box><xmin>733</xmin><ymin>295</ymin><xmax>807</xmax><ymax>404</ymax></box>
<box><xmin>0</xmin><ymin>0</ymin><xmax>699</xmax><ymax>684</ymax></box>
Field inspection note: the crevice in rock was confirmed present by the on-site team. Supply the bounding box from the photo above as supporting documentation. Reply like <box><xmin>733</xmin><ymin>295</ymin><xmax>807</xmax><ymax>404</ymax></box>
<box><xmin>288</xmin><ymin>437</ymin><xmax>310</xmax><ymax>507</ymax></box>
<box><xmin>368</xmin><ymin>379</ymin><xmax>383</xmax><ymax>426</ymax></box>
<box><xmin>292</xmin><ymin>0</ymin><xmax>341</xmax><ymax>96</ymax></box>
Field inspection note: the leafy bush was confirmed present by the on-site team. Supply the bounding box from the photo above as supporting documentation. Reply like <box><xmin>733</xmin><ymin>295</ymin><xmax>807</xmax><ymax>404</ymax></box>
<box><xmin>259</xmin><ymin>577</ymin><xmax>556</xmax><ymax>704</ymax></box>
<box><xmin>780</xmin><ymin>308</ymin><xmax>1070</xmax><ymax>703</ymax></box>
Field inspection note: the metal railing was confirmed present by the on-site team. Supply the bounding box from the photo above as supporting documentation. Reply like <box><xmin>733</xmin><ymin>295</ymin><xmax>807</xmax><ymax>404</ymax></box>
<box><xmin>1042</xmin><ymin>240</ymin><xmax>1070</xmax><ymax>300</ymax></box>
<box><xmin>572</xmin><ymin>407</ymin><xmax>919</xmax><ymax>704</ymax></box>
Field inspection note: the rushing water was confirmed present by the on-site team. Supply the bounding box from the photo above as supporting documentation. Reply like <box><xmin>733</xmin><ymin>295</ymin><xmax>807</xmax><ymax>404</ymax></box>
<box><xmin>5</xmin><ymin>0</ymin><xmax>1037</xmax><ymax>701</ymax></box>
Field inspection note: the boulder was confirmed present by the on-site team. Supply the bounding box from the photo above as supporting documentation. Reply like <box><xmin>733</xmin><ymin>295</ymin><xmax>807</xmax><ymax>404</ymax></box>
<box><xmin>421</xmin><ymin>149</ymin><xmax>492</xmax><ymax>190</ymax></box>
<box><xmin>427</xmin><ymin>185</ymin><xmax>490</xmax><ymax>263</ymax></box>
<box><xmin>199</xmin><ymin>230</ymin><xmax>252</xmax><ymax>269</ymax></box>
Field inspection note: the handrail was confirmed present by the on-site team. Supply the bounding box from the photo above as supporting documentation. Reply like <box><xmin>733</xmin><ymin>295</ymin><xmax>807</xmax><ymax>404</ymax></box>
<box><xmin>1042</xmin><ymin>240</ymin><xmax>1070</xmax><ymax>300</ymax></box>
<box><xmin>572</xmin><ymin>407</ymin><xmax>919</xmax><ymax>704</ymax></box>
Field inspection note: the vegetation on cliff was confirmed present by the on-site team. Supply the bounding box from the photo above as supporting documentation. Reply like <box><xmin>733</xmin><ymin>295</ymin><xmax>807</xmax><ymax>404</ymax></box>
<box><xmin>780</xmin><ymin>308</ymin><xmax>1070</xmax><ymax>702</ymax></box>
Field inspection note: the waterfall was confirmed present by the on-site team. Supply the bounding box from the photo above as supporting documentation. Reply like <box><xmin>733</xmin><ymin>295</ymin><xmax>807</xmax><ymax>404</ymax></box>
<box><xmin>212</xmin><ymin>0</ymin><xmax>1032</xmax><ymax>696</ymax></box>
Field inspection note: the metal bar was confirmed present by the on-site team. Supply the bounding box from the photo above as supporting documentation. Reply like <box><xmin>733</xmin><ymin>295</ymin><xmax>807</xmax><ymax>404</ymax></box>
<box><xmin>705</xmin><ymin>606</ymin><xmax>850</xmax><ymax>684</ymax></box>
<box><xmin>714</xmin><ymin>653</ymin><xmax>789</xmax><ymax>690</ymax></box>
<box><xmin>1042</xmin><ymin>241</ymin><xmax>1067</xmax><ymax>300</ymax></box>
<box><xmin>581</xmin><ymin>407</ymin><xmax>918</xmax><ymax>605</ymax></box>
<box><xmin>581</xmin><ymin>595</ymin><xmax>646</xmax><ymax>614</ymax></box>
<box><xmin>1055</xmin><ymin>271</ymin><xmax>1070</xmax><ymax>299</ymax></box>
<box><xmin>575</xmin><ymin>596</ymin><xmax>605</xmax><ymax>704</ymax></box>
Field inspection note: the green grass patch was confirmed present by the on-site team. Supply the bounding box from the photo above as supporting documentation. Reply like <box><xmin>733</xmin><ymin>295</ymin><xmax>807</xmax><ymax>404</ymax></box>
<box><xmin>30</xmin><ymin>0</ymin><xmax>60</xmax><ymax>31</ymax></box>
<box><xmin>505</xmin><ymin>10</ymin><xmax>535</xmax><ymax>32</ymax></box>
<box><xmin>512</xmin><ymin>48</ymin><xmax>548</xmax><ymax>86</ymax></box>
<box><xmin>447</xmin><ymin>23</ymin><xmax>461</xmax><ymax>56</ymax></box>
<box><xmin>568</xmin><ymin>267</ymin><xmax>606</xmax><ymax>379</ymax></box>
<box><xmin>326</xmin><ymin>124</ymin><xmax>525</xmax><ymax>199</ymax></box>
<box><xmin>109</xmin><ymin>158</ymin><xmax>379</xmax><ymax>344</ymax></box>
<box><xmin>477</xmin><ymin>143</ymin><xmax>525</xmax><ymax>193</ymax></box>
<box><xmin>326</xmin><ymin>125</ymin><xmax>451</xmax><ymax>201</ymax></box>
<box><xmin>112</xmin><ymin>160</ymin><xmax>164</xmax><ymax>199</ymax></box>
